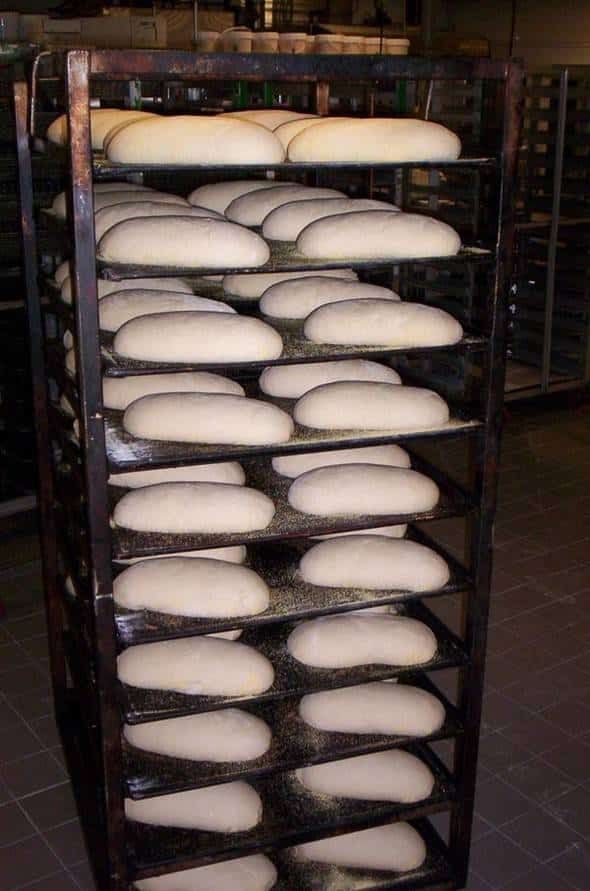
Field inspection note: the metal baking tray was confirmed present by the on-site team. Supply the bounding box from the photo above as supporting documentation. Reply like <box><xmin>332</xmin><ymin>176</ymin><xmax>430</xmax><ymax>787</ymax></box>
<box><xmin>114</xmin><ymin>531</ymin><xmax>470</xmax><ymax>647</ymax></box>
<box><xmin>105</xmin><ymin>404</ymin><xmax>481</xmax><ymax>473</ymax></box>
<box><xmin>127</xmin><ymin>751</ymin><xmax>455</xmax><ymax>877</ymax></box>
<box><xmin>97</xmin><ymin>243</ymin><xmax>493</xmax><ymax>281</ymax></box>
<box><xmin>110</xmin><ymin>456</ymin><xmax>472</xmax><ymax>561</ymax></box>
<box><xmin>130</xmin><ymin>816</ymin><xmax>454</xmax><ymax>889</ymax></box>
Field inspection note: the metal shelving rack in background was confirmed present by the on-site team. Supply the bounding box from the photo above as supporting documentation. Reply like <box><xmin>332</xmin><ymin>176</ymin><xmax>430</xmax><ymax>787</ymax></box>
<box><xmin>15</xmin><ymin>50</ymin><xmax>522</xmax><ymax>891</ymax></box>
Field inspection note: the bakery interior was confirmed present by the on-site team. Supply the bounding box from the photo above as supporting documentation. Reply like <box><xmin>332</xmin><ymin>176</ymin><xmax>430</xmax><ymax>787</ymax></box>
<box><xmin>0</xmin><ymin>2</ymin><xmax>590</xmax><ymax>890</ymax></box>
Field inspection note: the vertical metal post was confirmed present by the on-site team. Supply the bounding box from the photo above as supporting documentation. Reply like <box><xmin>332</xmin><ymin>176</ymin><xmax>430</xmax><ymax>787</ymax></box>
<box><xmin>314</xmin><ymin>81</ymin><xmax>330</xmax><ymax>116</ymax></box>
<box><xmin>14</xmin><ymin>77</ymin><xmax>68</xmax><ymax>709</ymax></box>
<box><xmin>65</xmin><ymin>50</ymin><xmax>127</xmax><ymax>891</ymax></box>
<box><xmin>450</xmin><ymin>61</ymin><xmax>524</xmax><ymax>888</ymax></box>
<box><xmin>541</xmin><ymin>67</ymin><xmax>568</xmax><ymax>392</ymax></box>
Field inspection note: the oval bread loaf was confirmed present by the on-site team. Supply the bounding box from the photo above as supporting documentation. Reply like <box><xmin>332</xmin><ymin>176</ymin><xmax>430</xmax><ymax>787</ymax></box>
<box><xmin>293</xmin><ymin>821</ymin><xmax>426</xmax><ymax>872</ymax></box>
<box><xmin>224</xmin><ymin>268</ymin><xmax>357</xmax><ymax>299</ymax></box>
<box><xmin>223</xmin><ymin>109</ymin><xmax>316</xmax><ymax>131</ymax></box>
<box><xmin>226</xmin><ymin>186</ymin><xmax>346</xmax><ymax>227</ymax></box>
<box><xmin>99</xmin><ymin>289</ymin><xmax>234</xmax><ymax>332</ymax></box>
<box><xmin>188</xmin><ymin>179</ymin><xmax>296</xmax><ymax>213</ymax></box>
<box><xmin>97</xmin><ymin>217</ymin><xmax>270</xmax><ymax>269</ymax></box>
<box><xmin>259</xmin><ymin>276</ymin><xmax>400</xmax><ymax>319</ymax></box>
<box><xmin>113</xmin><ymin>482</ymin><xmax>275</xmax><ymax>533</ymax></box>
<box><xmin>51</xmin><ymin>188</ymin><xmax>187</xmax><ymax>221</ymax></box>
<box><xmin>262</xmin><ymin>197</ymin><xmax>399</xmax><ymax>242</ymax></box>
<box><xmin>47</xmin><ymin>108</ymin><xmax>154</xmax><ymax>150</ymax></box>
<box><xmin>102</xmin><ymin>370</ymin><xmax>244</xmax><ymax>411</ymax></box>
<box><xmin>125</xmin><ymin>781</ymin><xmax>262</xmax><ymax>831</ymax></box>
<box><xmin>94</xmin><ymin>200</ymin><xmax>223</xmax><ymax>242</ymax></box>
<box><xmin>108</xmin><ymin>462</ymin><xmax>245</xmax><ymax>489</ymax></box>
<box><xmin>259</xmin><ymin>359</ymin><xmax>400</xmax><ymax>398</ymax></box>
<box><xmin>60</xmin><ymin>275</ymin><xmax>193</xmax><ymax>305</ymax></box>
<box><xmin>113</xmin><ymin>312</ymin><xmax>283</xmax><ymax>364</ymax></box>
<box><xmin>272</xmin><ymin>444</ymin><xmax>410</xmax><ymax>479</ymax></box>
<box><xmin>288</xmin><ymin>465</ymin><xmax>440</xmax><ymax>517</ymax></box>
<box><xmin>134</xmin><ymin>856</ymin><xmax>277</xmax><ymax>891</ymax></box>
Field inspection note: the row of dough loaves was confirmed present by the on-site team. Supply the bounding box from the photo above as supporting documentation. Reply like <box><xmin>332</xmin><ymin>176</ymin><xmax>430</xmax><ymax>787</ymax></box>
<box><xmin>133</xmin><ymin>823</ymin><xmax>428</xmax><ymax>888</ymax></box>
<box><xmin>48</xmin><ymin>107</ymin><xmax>461</xmax><ymax>164</ymax></box>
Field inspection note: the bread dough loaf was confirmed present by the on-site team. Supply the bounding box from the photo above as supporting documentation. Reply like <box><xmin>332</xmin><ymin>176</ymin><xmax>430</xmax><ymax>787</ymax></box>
<box><xmin>113</xmin><ymin>312</ymin><xmax>283</xmax><ymax>363</ymax></box>
<box><xmin>109</xmin><ymin>462</ymin><xmax>245</xmax><ymax>489</ymax></box>
<box><xmin>288</xmin><ymin>613</ymin><xmax>437</xmax><ymax>667</ymax></box>
<box><xmin>259</xmin><ymin>360</ymin><xmax>400</xmax><ymax>399</ymax></box>
<box><xmin>272</xmin><ymin>444</ymin><xmax>410</xmax><ymax>479</ymax></box>
<box><xmin>47</xmin><ymin>108</ymin><xmax>153</xmax><ymax>150</ymax></box>
<box><xmin>99</xmin><ymin>288</ymin><xmax>234</xmax><ymax>332</ymax></box>
<box><xmin>294</xmin><ymin>382</ymin><xmax>449</xmax><ymax>431</ymax></box>
<box><xmin>288</xmin><ymin>465</ymin><xmax>440</xmax><ymax>516</ymax></box>
<box><xmin>60</xmin><ymin>275</ymin><xmax>193</xmax><ymax>305</ymax></box>
<box><xmin>113</xmin><ymin>482</ymin><xmax>275</xmax><ymax>533</ymax></box>
<box><xmin>94</xmin><ymin>201</ymin><xmax>224</xmax><ymax>242</ymax></box>
<box><xmin>259</xmin><ymin>276</ymin><xmax>400</xmax><ymax>319</ymax></box>
<box><xmin>118</xmin><ymin>636</ymin><xmax>274</xmax><ymax>696</ymax></box>
<box><xmin>262</xmin><ymin>198</ymin><xmax>399</xmax><ymax>242</ymax></box>
<box><xmin>305</xmin><ymin>298</ymin><xmax>463</xmax><ymax>347</ymax></box>
<box><xmin>223</xmin><ymin>268</ymin><xmax>358</xmax><ymax>299</ymax></box>
<box><xmin>51</xmin><ymin>189</ymin><xmax>187</xmax><ymax>221</ymax></box>
<box><xmin>103</xmin><ymin>371</ymin><xmax>244</xmax><ymax>411</ymax></box>
<box><xmin>274</xmin><ymin>116</ymin><xmax>349</xmax><ymax>151</ymax></box>
<box><xmin>114</xmin><ymin>556</ymin><xmax>269</xmax><ymax>617</ymax></box>
<box><xmin>296</xmin><ymin>749</ymin><xmax>434</xmax><ymax>802</ymax></box>
<box><xmin>226</xmin><ymin>186</ymin><xmax>345</xmax><ymax>227</ymax></box>
<box><xmin>106</xmin><ymin>116</ymin><xmax>286</xmax><ymax>165</ymax></box>
<box><xmin>189</xmin><ymin>180</ymin><xmax>295</xmax><ymax>214</ymax></box>
<box><xmin>299</xmin><ymin>681</ymin><xmax>445</xmax><ymax>736</ymax></box>
<box><xmin>124</xmin><ymin>708</ymin><xmax>271</xmax><ymax>761</ymax></box>
<box><xmin>297</xmin><ymin>211</ymin><xmax>462</xmax><ymax>260</ymax></box>
<box><xmin>54</xmin><ymin>260</ymin><xmax>71</xmax><ymax>286</ymax></box>
<box><xmin>313</xmin><ymin>524</ymin><xmax>407</xmax><ymax>541</ymax></box>
<box><xmin>224</xmin><ymin>109</ymin><xmax>316</xmax><ymax>131</ymax></box>
<box><xmin>98</xmin><ymin>217</ymin><xmax>270</xmax><ymax>269</ymax></box>
<box><xmin>293</xmin><ymin>821</ymin><xmax>426</xmax><ymax>871</ymax></box>
<box><xmin>125</xmin><ymin>781</ymin><xmax>262</xmax><ymax>831</ymax></box>
<box><xmin>123</xmin><ymin>393</ymin><xmax>293</xmax><ymax>445</ymax></box>
<box><xmin>288</xmin><ymin>118</ymin><xmax>461</xmax><ymax>163</ymax></box>
<box><xmin>134</xmin><ymin>856</ymin><xmax>277</xmax><ymax>891</ymax></box>
<box><xmin>117</xmin><ymin>545</ymin><xmax>247</xmax><ymax>566</ymax></box>
<box><xmin>300</xmin><ymin>536</ymin><xmax>450</xmax><ymax>591</ymax></box>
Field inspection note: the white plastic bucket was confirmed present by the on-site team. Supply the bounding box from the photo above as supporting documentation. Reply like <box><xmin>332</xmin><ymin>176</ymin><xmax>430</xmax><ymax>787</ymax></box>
<box><xmin>279</xmin><ymin>32</ymin><xmax>308</xmax><ymax>54</ymax></box>
<box><xmin>252</xmin><ymin>31</ymin><xmax>279</xmax><ymax>53</ymax></box>
<box><xmin>221</xmin><ymin>28</ymin><xmax>253</xmax><ymax>53</ymax></box>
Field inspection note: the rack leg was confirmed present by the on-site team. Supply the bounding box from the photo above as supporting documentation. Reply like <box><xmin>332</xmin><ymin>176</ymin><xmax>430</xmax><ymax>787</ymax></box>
<box><xmin>13</xmin><ymin>78</ymin><xmax>68</xmax><ymax>712</ymax></box>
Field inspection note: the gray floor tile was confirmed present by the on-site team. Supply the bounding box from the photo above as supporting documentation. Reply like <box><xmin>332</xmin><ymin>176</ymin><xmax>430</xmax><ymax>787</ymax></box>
<box><xmin>0</xmin><ymin>750</ymin><xmax>66</xmax><ymax>799</ymax></box>
<box><xmin>44</xmin><ymin>818</ymin><xmax>88</xmax><ymax>867</ymax></box>
<box><xmin>19</xmin><ymin>782</ymin><xmax>78</xmax><ymax>833</ymax></box>
<box><xmin>0</xmin><ymin>834</ymin><xmax>61</xmax><ymax>889</ymax></box>
<box><xmin>497</xmin><ymin>756</ymin><xmax>576</xmax><ymax>805</ymax></box>
<box><xmin>504</xmin><ymin>806</ymin><xmax>582</xmax><ymax>861</ymax></box>
<box><xmin>469</xmin><ymin>830</ymin><xmax>538</xmax><ymax>887</ymax></box>
<box><xmin>547</xmin><ymin>841</ymin><xmax>590</xmax><ymax>891</ymax></box>
<box><xmin>0</xmin><ymin>801</ymin><xmax>35</xmax><ymax>847</ymax></box>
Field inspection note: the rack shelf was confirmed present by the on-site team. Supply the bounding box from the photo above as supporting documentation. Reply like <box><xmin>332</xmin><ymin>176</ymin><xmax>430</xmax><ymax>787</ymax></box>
<box><xmin>16</xmin><ymin>47</ymin><xmax>522</xmax><ymax>891</ymax></box>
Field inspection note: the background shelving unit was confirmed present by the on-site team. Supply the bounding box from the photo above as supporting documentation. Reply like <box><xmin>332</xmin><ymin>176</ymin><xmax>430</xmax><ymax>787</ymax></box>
<box><xmin>15</xmin><ymin>50</ymin><xmax>522</xmax><ymax>891</ymax></box>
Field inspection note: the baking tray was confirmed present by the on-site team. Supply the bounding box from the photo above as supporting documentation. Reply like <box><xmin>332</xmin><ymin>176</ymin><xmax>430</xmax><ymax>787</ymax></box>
<box><xmin>97</xmin><ymin>243</ymin><xmax>493</xmax><ymax>281</ymax></box>
<box><xmin>127</xmin><ymin>751</ymin><xmax>455</xmax><ymax>877</ymax></box>
<box><xmin>110</xmin><ymin>456</ymin><xmax>472</xmax><ymax>561</ymax></box>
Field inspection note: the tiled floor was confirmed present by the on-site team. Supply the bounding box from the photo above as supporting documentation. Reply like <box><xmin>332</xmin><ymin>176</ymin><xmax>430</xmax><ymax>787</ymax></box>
<box><xmin>1</xmin><ymin>398</ymin><xmax>590</xmax><ymax>890</ymax></box>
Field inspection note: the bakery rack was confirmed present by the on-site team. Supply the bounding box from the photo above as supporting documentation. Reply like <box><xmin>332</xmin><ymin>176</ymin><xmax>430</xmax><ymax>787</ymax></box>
<box><xmin>15</xmin><ymin>50</ymin><xmax>522</xmax><ymax>890</ymax></box>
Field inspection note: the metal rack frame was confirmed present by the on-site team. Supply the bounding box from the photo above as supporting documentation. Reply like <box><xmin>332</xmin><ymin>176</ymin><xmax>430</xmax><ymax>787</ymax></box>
<box><xmin>15</xmin><ymin>50</ymin><xmax>523</xmax><ymax>891</ymax></box>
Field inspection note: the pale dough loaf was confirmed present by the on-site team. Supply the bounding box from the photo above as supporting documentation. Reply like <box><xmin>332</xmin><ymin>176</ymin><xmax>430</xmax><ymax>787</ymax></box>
<box><xmin>272</xmin><ymin>444</ymin><xmax>410</xmax><ymax>479</ymax></box>
<box><xmin>134</xmin><ymin>856</ymin><xmax>277</xmax><ymax>891</ymax></box>
<box><xmin>94</xmin><ymin>183</ymin><xmax>153</xmax><ymax>194</ymax></box>
<box><xmin>94</xmin><ymin>201</ymin><xmax>224</xmax><ymax>242</ymax></box>
<box><xmin>224</xmin><ymin>109</ymin><xmax>316</xmax><ymax>131</ymax></box>
<box><xmin>117</xmin><ymin>636</ymin><xmax>274</xmax><ymax>696</ymax></box>
<box><xmin>259</xmin><ymin>276</ymin><xmax>400</xmax><ymax>319</ymax></box>
<box><xmin>299</xmin><ymin>681</ymin><xmax>445</xmax><ymax>736</ymax></box>
<box><xmin>113</xmin><ymin>312</ymin><xmax>283</xmax><ymax>363</ymax></box>
<box><xmin>188</xmin><ymin>180</ymin><xmax>295</xmax><ymax>214</ymax></box>
<box><xmin>262</xmin><ymin>198</ymin><xmax>399</xmax><ymax>242</ymax></box>
<box><xmin>297</xmin><ymin>211</ymin><xmax>462</xmax><ymax>260</ymax></box>
<box><xmin>106</xmin><ymin>116</ymin><xmax>286</xmax><ymax>165</ymax></box>
<box><xmin>46</xmin><ymin>109</ymin><xmax>153</xmax><ymax>150</ymax></box>
<box><xmin>117</xmin><ymin>545</ymin><xmax>247</xmax><ymax>566</ymax></box>
<box><xmin>108</xmin><ymin>463</ymin><xmax>245</xmax><ymax>489</ymax></box>
<box><xmin>124</xmin><ymin>708</ymin><xmax>271</xmax><ymax>761</ymax></box>
<box><xmin>293</xmin><ymin>821</ymin><xmax>426</xmax><ymax>871</ymax></box>
<box><xmin>288</xmin><ymin>613</ymin><xmax>437</xmax><ymax>667</ymax></box>
<box><xmin>288</xmin><ymin>118</ymin><xmax>461</xmax><ymax>163</ymax></box>
<box><xmin>99</xmin><ymin>288</ymin><xmax>234</xmax><ymax>332</ymax></box>
<box><xmin>97</xmin><ymin>217</ymin><xmax>270</xmax><ymax>269</ymax></box>
<box><xmin>300</xmin><ymin>536</ymin><xmax>450</xmax><ymax>591</ymax></box>
<box><xmin>288</xmin><ymin>465</ymin><xmax>440</xmax><ymax>517</ymax></box>
<box><xmin>103</xmin><ymin>371</ymin><xmax>244</xmax><ymax>411</ymax></box>
<box><xmin>60</xmin><ymin>275</ymin><xmax>193</xmax><ymax>305</ymax></box>
<box><xmin>226</xmin><ymin>186</ymin><xmax>345</xmax><ymax>227</ymax></box>
<box><xmin>51</xmin><ymin>189</ymin><xmax>187</xmax><ymax>221</ymax></box>
<box><xmin>294</xmin><ymin>381</ymin><xmax>449</xmax><ymax>431</ymax></box>
<box><xmin>223</xmin><ymin>268</ymin><xmax>358</xmax><ymax>299</ymax></box>
<box><xmin>113</xmin><ymin>482</ymin><xmax>275</xmax><ymax>533</ymax></box>
<box><xmin>274</xmin><ymin>116</ymin><xmax>350</xmax><ymax>151</ymax></box>
<box><xmin>259</xmin><ymin>359</ymin><xmax>400</xmax><ymax>399</ymax></box>
<box><xmin>123</xmin><ymin>393</ymin><xmax>293</xmax><ymax>445</ymax></box>
<box><xmin>296</xmin><ymin>749</ymin><xmax>434</xmax><ymax>803</ymax></box>
<box><xmin>305</xmin><ymin>298</ymin><xmax>463</xmax><ymax>347</ymax></box>
<box><xmin>125</xmin><ymin>781</ymin><xmax>262</xmax><ymax>831</ymax></box>
<box><xmin>53</xmin><ymin>260</ymin><xmax>71</xmax><ymax>285</ymax></box>
<box><xmin>114</xmin><ymin>556</ymin><xmax>269</xmax><ymax>617</ymax></box>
